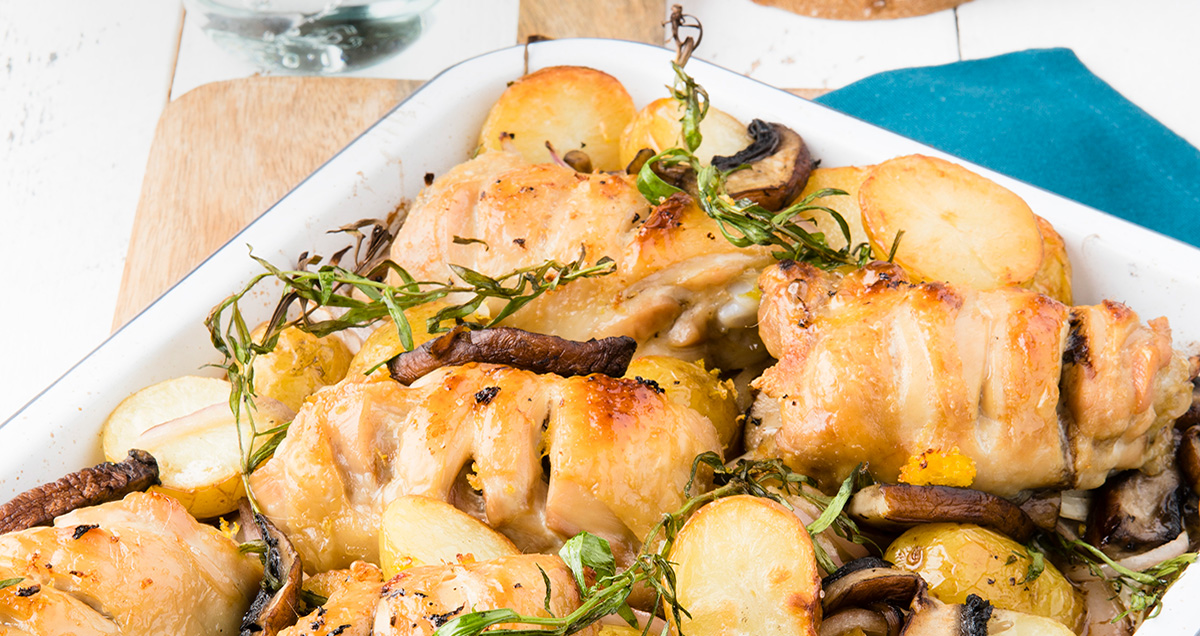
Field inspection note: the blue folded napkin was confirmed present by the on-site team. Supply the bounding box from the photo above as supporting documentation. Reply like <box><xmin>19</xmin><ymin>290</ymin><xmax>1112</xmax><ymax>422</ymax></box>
<box><xmin>815</xmin><ymin>48</ymin><xmax>1200</xmax><ymax>247</ymax></box>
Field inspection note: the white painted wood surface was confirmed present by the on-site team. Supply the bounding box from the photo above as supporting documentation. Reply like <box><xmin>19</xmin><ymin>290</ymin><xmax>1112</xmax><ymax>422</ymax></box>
<box><xmin>3</xmin><ymin>0</ymin><xmax>1199</xmax><ymax>424</ymax></box>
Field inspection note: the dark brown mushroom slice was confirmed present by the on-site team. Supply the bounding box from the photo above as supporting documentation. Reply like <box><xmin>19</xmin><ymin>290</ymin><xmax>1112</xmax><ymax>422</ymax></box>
<box><xmin>562</xmin><ymin>150</ymin><xmax>592</xmax><ymax>174</ymax></box>
<box><xmin>1013</xmin><ymin>490</ymin><xmax>1061</xmax><ymax>532</ymax></box>
<box><xmin>821</xmin><ymin>607</ymin><xmax>894</xmax><ymax>636</ymax></box>
<box><xmin>901</xmin><ymin>592</ymin><xmax>992</xmax><ymax>636</ymax></box>
<box><xmin>241</xmin><ymin>513</ymin><xmax>303</xmax><ymax>636</ymax></box>
<box><xmin>625</xmin><ymin>148</ymin><xmax>656</xmax><ymax>175</ymax></box>
<box><xmin>847</xmin><ymin>484</ymin><xmax>1037</xmax><ymax>543</ymax></box>
<box><xmin>0</xmin><ymin>449</ymin><xmax>159</xmax><ymax>534</ymax></box>
<box><xmin>387</xmin><ymin>326</ymin><xmax>637</xmax><ymax>385</ymax></box>
<box><xmin>1178</xmin><ymin>425</ymin><xmax>1200</xmax><ymax>493</ymax></box>
<box><xmin>712</xmin><ymin>119</ymin><xmax>813</xmax><ymax>211</ymax></box>
<box><xmin>822</xmin><ymin>559</ymin><xmax>925</xmax><ymax>615</ymax></box>
<box><xmin>1086</xmin><ymin>465</ymin><xmax>1183</xmax><ymax>558</ymax></box>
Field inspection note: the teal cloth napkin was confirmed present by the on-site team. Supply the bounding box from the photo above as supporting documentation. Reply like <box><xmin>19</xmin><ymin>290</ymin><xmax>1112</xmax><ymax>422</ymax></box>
<box><xmin>814</xmin><ymin>48</ymin><xmax>1200</xmax><ymax>247</ymax></box>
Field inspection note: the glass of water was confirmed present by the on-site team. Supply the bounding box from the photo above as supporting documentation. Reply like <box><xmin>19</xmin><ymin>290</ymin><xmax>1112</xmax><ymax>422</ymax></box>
<box><xmin>185</xmin><ymin>0</ymin><xmax>440</xmax><ymax>74</ymax></box>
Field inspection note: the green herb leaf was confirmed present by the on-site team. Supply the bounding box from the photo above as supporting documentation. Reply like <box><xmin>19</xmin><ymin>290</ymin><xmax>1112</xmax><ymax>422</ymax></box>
<box><xmin>559</xmin><ymin>532</ymin><xmax>617</xmax><ymax>594</ymax></box>
<box><xmin>453</xmin><ymin>236</ymin><xmax>490</xmax><ymax>250</ymax></box>
<box><xmin>0</xmin><ymin>578</ymin><xmax>24</xmax><ymax>591</ymax></box>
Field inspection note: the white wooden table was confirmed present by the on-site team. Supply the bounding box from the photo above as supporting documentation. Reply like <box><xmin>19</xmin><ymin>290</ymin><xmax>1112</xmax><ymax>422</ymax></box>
<box><xmin>3</xmin><ymin>0</ymin><xmax>1198</xmax><ymax>422</ymax></box>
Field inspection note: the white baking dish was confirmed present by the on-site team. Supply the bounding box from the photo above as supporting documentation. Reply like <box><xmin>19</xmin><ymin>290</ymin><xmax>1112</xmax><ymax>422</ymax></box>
<box><xmin>4</xmin><ymin>38</ymin><xmax>1197</xmax><ymax>633</ymax></box>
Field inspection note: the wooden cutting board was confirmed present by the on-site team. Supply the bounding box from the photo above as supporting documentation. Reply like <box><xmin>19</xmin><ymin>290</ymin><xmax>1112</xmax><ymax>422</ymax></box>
<box><xmin>112</xmin><ymin>0</ymin><xmax>829</xmax><ymax>328</ymax></box>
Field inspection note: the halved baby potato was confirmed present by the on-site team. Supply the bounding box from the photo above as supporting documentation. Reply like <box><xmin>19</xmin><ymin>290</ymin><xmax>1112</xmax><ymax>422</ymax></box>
<box><xmin>623</xmin><ymin>356</ymin><xmax>739</xmax><ymax>452</ymax></box>
<box><xmin>669</xmin><ymin>495</ymin><xmax>820</xmax><ymax>636</ymax></box>
<box><xmin>885</xmin><ymin>523</ymin><xmax>1084</xmax><ymax>632</ymax></box>
<box><xmin>619</xmin><ymin>97</ymin><xmax>752</xmax><ymax>168</ymax></box>
<box><xmin>101</xmin><ymin>376</ymin><xmax>293</xmax><ymax>518</ymax></box>
<box><xmin>250</xmin><ymin>324</ymin><xmax>351</xmax><ymax>412</ymax></box>
<box><xmin>860</xmin><ymin>155</ymin><xmax>1044</xmax><ymax>291</ymax></box>
<box><xmin>379</xmin><ymin>495</ymin><xmax>520</xmax><ymax>578</ymax></box>
<box><xmin>478</xmin><ymin>65</ymin><xmax>636</xmax><ymax>172</ymax></box>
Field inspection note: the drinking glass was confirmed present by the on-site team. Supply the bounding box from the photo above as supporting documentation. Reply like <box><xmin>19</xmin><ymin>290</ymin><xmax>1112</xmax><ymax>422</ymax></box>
<box><xmin>185</xmin><ymin>0</ymin><xmax>440</xmax><ymax>74</ymax></box>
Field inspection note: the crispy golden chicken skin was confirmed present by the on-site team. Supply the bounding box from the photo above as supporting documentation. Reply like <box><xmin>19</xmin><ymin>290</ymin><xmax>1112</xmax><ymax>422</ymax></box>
<box><xmin>748</xmin><ymin>261</ymin><xmax>1190</xmax><ymax>496</ymax></box>
<box><xmin>280</xmin><ymin>561</ymin><xmax>384</xmax><ymax>636</ymax></box>
<box><xmin>388</xmin><ymin>152</ymin><xmax>773</xmax><ymax>370</ymax></box>
<box><xmin>0</xmin><ymin>492</ymin><xmax>261</xmax><ymax>635</ymax></box>
<box><xmin>373</xmin><ymin>555</ymin><xmax>595</xmax><ymax>636</ymax></box>
<box><xmin>251</xmin><ymin>364</ymin><xmax>721</xmax><ymax>572</ymax></box>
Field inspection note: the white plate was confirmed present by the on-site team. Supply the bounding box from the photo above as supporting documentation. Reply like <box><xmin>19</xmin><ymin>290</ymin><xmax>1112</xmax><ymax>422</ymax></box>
<box><xmin>4</xmin><ymin>38</ymin><xmax>1197</xmax><ymax>634</ymax></box>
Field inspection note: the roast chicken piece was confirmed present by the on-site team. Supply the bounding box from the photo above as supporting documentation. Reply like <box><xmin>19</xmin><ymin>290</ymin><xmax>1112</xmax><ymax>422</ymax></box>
<box><xmin>0</xmin><ymin>492</ymin><xmax>261</xmax><ymax>635</ymax></box>
<box><xmin>279</xmin><ymin>561</ymin><xmax>384</xmax><ymax>636</ymax></box>
<box><xmin>373</xmin><ymin>554</ymin><xmax>594</xmax><ymax>636</ymax></box>
<box><xmin>251</xmin><ymin>364</ymin><xmax>720</xmax><ymax>572</ymax></box>
<box><xmin>388</xmin><ymin>152</ymin><xmax>773</xmax><ymax>370</ymax></box>
<box><xmin>748</xmin><ymin>261</ymin><xmax>1191</xmax><ymax>496</ymax></box>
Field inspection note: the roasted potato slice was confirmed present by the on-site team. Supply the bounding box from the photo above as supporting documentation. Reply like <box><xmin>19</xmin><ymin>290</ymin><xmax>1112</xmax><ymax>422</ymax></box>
<box><xmin>623</xmin><ymin>356</ymin><xmax>739</xmax><ymax>452</ymax></box>
<box><xmin>1026</xmin><ymin>215</ymin><xmax>1073</xmax><ymax>304</ymax></box>
<box><xmin>478</xmin><ymin>65</ymin><xmax>635</xmax><ymax>172</ymax></box>
<box><xmin>885</xmin><ymin>523</ymin><xmax>1084</xmax><ymax>632</ymax></box>
<box><xmin>669</xmin><ymin>495</ymin><xmax>820</xmax><ymax>636</ymax></box>
<box><xmin>860</xmin><ymin>155</ymin><xmax>1044</xmax><ymax>291</ymax></box>
<box><xmin>792</xmin><ymin>165</ymin><xmax>873</xmax><ymax>252</ymax></box>
<box><xmin>379</xmin><ymin>495</ymin><xmax>520</xmax><ymax>578</ymax></box>
<box><xmin>102</xmin><ymin>376</ymin><xmax>293</xmax><ymax>518</ymax></box>
<box><xmin>619</xmin><ymin>97</ymin><xmax>751</xmax><ymax>168</ymax></box>
<box><xmin>250</xmin><ymin>324</ymin><xmax>351</xmax><ymax>411</ymax></box>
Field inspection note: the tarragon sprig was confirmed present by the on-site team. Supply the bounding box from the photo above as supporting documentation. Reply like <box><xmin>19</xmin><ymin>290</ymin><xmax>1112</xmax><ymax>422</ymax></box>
<box><xmin>435</xmin><ymin>453</ymin><xmax>870</xmax><ymax>636</ymax></box>
<box><xmin>205</xmin><ymin>221</ymin><xmax>615</xmax><ymax>510</ymax></box>
<box><xmin>635</xmin><ymin>63</ymin><xmax>891</xmax><ymax>270</ymax></box>
<box><xmin>1045</xmin><ymin>535</ymin><xmax>1197</xmax><ymax>622</ymax></box>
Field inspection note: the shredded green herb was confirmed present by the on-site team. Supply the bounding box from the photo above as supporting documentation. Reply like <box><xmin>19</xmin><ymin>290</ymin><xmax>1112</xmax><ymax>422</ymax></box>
<box><xmin>1043</xmin><ymin>534</ymin><xmax>1197</xmax><ymax>621</ymax></box>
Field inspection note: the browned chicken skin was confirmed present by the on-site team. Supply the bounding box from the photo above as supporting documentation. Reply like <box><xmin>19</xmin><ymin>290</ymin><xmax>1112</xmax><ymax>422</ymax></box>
<box><xmin>0</xmin><ymin>492</ymin><xmax>261</xmax><ymax>635</ymax></box>
<box><xmin>748</xmin><ymin>261</ymin><xmax>1191</xmax><ymax>496</ymax></box>
<box><xmin>388</xmin><ymin>152</ymin><xmax>773</xmax><ymax>371</ymax></box>
<box><xmin>251</xmin><ymin>365</ymin><xmax>721</xmax><ymax>573</ymax></box>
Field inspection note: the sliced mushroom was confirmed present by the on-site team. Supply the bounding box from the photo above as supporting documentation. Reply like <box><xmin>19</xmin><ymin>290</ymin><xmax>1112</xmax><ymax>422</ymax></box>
<box><xmin>821</xmin><ymin>607</ymin><xmax>898</xmax><ymax>636</ymax></box>
<box><xmin>625</xmin><ymin>148</ymin><xmax>656</xmax><ymax>175</ymax></box>
<box><xmin>241</xmin><ymin>513</ymin><xmax>303</xmax><ymax>636</ymax></box>
<box><xmin>1085</xmin><ymin>465</ymin><xmax>1182</xmax><ymax>558</ymax></box>
<box><xmin>387</xmin><ymin>326</ymin><xmax>637</xmax><ymax>385</ymax></box>
<box><xmin>848</xmin><ymin>484</ymin><xmax>1036</xmax><ymax>543</ymax></box>
<box><xmin>1178</xmin><ymin>425</ymin><xmax>1200</xmax><ymax>492</ymax></box>
<box><xmin>1013</xmin><ymin>491</ymin><xmax>1061</xmax><ymax>532</ymax></box>
<box><xmin>712</xmin><ymin>119</ymin><xmax>813</xmax><ymax>211</ymax></box>
<box><xmin>562</xmin><ymin>150</ymin><xmax>593</xmax><ymax>174</ymax></box>
<box><xmin>1172</xmin><ymin>379</ymin><xmax>1200</xmax><ymax>430</ymax></box>
<box><xmin>822</xmin><ymin>558</ymin><xmax>925</xmax><ymax>615</ymax></box>
<box><xmin>0</xmin><ymin>449</ymin><xmax>159</xmax><ymax>534</ymax></box>
<box><xmin>902</xmin><ymin>592</ymin><xmax>992</xmax><ymax>636</ymax></box>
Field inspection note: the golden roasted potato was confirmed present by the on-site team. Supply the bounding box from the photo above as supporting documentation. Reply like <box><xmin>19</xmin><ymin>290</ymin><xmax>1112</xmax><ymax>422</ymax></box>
<box><xmin>345</xmin><ymin>303</ymin><xmax>449</xmax><ymax>381</ymax></box>
<box><xmin>792</xmin><ymin>165</ymin><xmax>873</xmax><ymax>252</ymax></box>
<box><xmin>379</xmin><ymin>495</ymin><xmax>520</xmax><ymax>578</ymax></box>
<box><xmin>101</xmin><ymin>376</ymin><xmax>293</xmax><ymax>518</ymax></box>
<box><xmin>669</xmin><ymin>495</ymin><xmax>820</xmax><ymax>636</ymax></box>
<box><xmin>478</xmin><ymin>65</ymin><xmax>636</xmax><ymax>171</ymax></box>
<box><xmin>885</xmin><ymin>523</ymin><xmax>1084</xmax><ymax>632</ymax></box>
<box><xmin>619</xmin><ymin>97</ymin><xmax>752</xmax><ymax>168</ymax></box>
<box><xmin>250</xmin><ymin>324</ymin><xmax>351</xmax><ymax>412</ymax></box>
<box><xmin>860</xmin><ymin>155</ymin><xmax>1044</xmax><ymax>291</ymax></box>
<box><xmin>623</xmin><ymin>356</ymin><xmax>739</xmax><ymax>452</ymax></box>
<box><xmin>1026</xmin><ymin>215</ymin><xmax>1073</xmax><ymax>305</ymax></box>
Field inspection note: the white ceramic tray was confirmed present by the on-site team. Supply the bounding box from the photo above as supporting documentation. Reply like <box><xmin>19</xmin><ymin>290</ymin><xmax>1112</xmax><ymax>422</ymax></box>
<box><xmin>4</xmin><ymin>38</ymin><xmax>1198</xmax><ymax>633</ymax></box>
